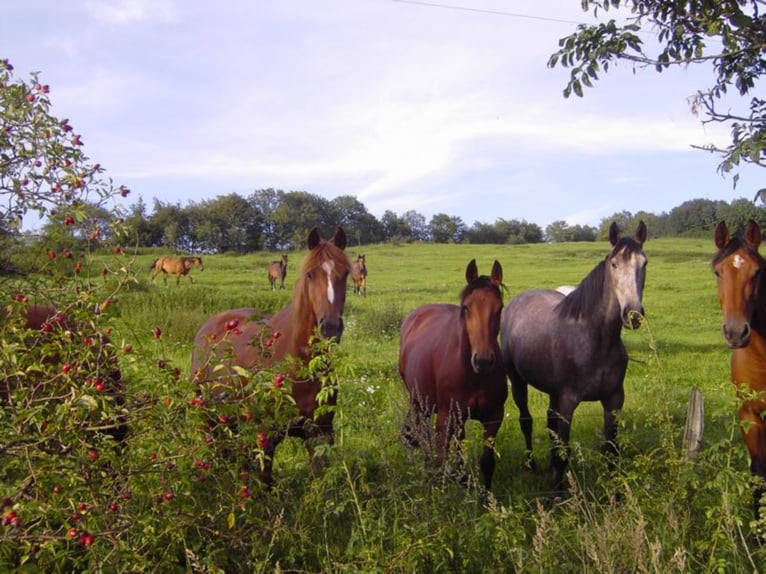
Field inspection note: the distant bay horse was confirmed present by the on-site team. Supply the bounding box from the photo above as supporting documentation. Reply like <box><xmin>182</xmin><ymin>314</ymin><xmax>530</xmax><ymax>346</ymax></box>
<box><xmin>151</xmin><ymin>256</ymin><xmax>204</xmax><ymax>285</ymax></box>
<box><xmin>351</xmin><ymin>254</ymin><xmax>367</xmax><ymax>297</ymax></box>
<box><xmin>268</xmin><ymin>254</ymin><xmax>288</xmax><ymax>290</ymax></box>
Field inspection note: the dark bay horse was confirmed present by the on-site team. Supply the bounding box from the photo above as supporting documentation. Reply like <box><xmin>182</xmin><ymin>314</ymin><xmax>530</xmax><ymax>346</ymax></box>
<box><xmin>150</xmin><ymin>256</ymin><xmax>204</xmax><ymax>285</ymax></box>
<box><xmin>500</xmin><ymin>221</ymin><xmax>647</xmax><ymax>497</ymax></box>
<box><xmin>399</xmin><ymin>259</ymin><xmax>506</xmax><ymax>490</ymax></box>
<box><xmin>351</xmin><ymin>254</ymin><xmax>367</xmax><ymax>297</ymax></box>
<box><xmin>268</xmin><ymin>254</ymin><xmax>288</xmax><ymax>290</ymax></box>
<box><xmin>191</xmin><ymin>227</ymin><xmax>350</xmax><ymax>487</ymax></box>
<box><xmin>712</xmin><ymin>220</ymin><xmax>766</xmax><ymax>519</ymax></box>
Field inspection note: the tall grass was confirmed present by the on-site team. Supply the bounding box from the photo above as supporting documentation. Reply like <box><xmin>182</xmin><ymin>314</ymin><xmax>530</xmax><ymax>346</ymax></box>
<box><xmin>86</xmin><ymin>239</ymin><xmax>766</xmax><ymax>570</ymax></box>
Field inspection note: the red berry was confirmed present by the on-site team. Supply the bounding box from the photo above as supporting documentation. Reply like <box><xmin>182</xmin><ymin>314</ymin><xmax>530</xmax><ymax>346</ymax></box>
<box><xmin>88</xmin><ymin>449</ymin><xmax>98</xmax><ymax>461</ymax></box>
<box><xmin>48</xmin><ymin>251</ymin><xmax>56</xmax><ymax>259</ymax></box>
<box><xmin>152</xmin><ymin>327</ymin><xmax>162</xmax><ymax>339</ymax></box>
<box><xmin>67</xmin><ymin>528</ymin><xmax>78</xmax><ymax>539</ymax></box>
<box><xmin>61</xmin><ymin>364</ymin><xmax>71</xmax><ymax>374</ymax></box>
<box><xmin>163</xmin><ymin>492</ymin><xmax>173</xmax><ymax>502</ymax></box>
<box><xmin>225</xmin><ymin>319</ymin><xmax>239</xmax><ymax>330</ymax></box>
<box><xmin>64</xmin><ymin>216</ymin><xmax>74</xmax><ymax>226</ymax></box>
<box><xmin>80</xmin><ymin>532</ymin><xmax>94</xmax><ymax>546</ymax></box>
<box><xmin>122</xmin><ymin>344</ymin><xmax>132</xmax><ymax>353</ymax></box>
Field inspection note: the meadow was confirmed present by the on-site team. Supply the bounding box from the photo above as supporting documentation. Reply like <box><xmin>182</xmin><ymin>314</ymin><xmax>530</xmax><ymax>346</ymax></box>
<box><xmin>3</xmin><ymin>234</ymin><xmax>763</xmax><ymax>572</ymax></box>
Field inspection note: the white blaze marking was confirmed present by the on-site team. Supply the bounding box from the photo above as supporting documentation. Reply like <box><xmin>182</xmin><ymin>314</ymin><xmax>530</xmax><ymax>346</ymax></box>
<box><xmin>733</xmin><ymin>254</ymin><xmax>744</xmax><ymax>269</ymax></box>
<box><xmin>322</xmin><ymin>261</ymin><xmax>335</xmax><ymax>304</ymax></box>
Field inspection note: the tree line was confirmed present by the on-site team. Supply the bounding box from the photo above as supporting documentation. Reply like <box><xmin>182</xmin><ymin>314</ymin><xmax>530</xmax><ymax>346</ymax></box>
<box><xmin>31</xmin><ymin>189</ymin><xmax>766</xmax><ymax>254</ymax></box>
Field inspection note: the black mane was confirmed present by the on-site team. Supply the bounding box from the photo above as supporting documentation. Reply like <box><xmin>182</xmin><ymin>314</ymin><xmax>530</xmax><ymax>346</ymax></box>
<box><xmin>557</xmin><ymin>237</ymin><xmax>644</xmax><ymax>321</ymax></box>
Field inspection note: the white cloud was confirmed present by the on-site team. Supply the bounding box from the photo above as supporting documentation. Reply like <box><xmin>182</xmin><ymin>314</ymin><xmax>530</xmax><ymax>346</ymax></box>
<box><xmin>86</xmin><ymin>0</ymin><xmax>178</xmax><ymax>24</ymax></box>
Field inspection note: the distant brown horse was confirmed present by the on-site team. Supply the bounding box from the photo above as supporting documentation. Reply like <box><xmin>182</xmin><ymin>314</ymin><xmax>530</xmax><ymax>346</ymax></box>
<box><xmin>268</xmin><ymin>254</ymin><xmax>288</xmax><ymax>290</ymax></box>
<box><xmin>191</xmin><ymin>227</ymin><xmax>350</xmax><ymax>487</ymax></box>
<box><xmin>0</xmin><ymin>303</ymin><xmax>127</xmax><ymax>445</ymax></box>
<box><xmin>150</xmin><ymin>256</ymin><xmax>204</xmax><ymax>285</ymax></box>
<box><xmin>712</xmin><ymin>220</ymin><xmax>766</xmax><ymax>520</ymax></box>
<box><xmin>351</xmin><ymin>254</ymin><xmax>367</xmax><ymax>297</ymax></box>
<box><xmin>399</xmin><ymin>259</ymin><xmax>506</xmax><ymax>489</ymax></box>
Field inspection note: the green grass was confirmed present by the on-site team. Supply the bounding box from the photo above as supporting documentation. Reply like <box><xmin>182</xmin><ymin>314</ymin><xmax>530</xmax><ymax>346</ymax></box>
<box><xmin>80</xmin><ymin>237</ymin><xmax>765</xmax><ymax>570</ymax></box>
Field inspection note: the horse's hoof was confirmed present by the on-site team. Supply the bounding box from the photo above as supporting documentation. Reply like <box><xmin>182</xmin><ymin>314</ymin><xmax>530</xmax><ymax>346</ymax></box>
<box><xmin>523</xmin><ymin>458</ymin><xmax>539</xmax><ymax>473</ymax></box>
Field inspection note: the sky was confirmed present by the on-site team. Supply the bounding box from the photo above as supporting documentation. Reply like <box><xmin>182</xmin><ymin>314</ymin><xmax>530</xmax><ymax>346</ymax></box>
<box><xmin>2</xmin><ymin>0</ymin><xmax>762</xmax><ymax>230</ymax></box>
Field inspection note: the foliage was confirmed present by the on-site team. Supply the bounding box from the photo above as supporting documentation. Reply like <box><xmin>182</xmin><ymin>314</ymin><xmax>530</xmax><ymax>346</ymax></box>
<box><xmin>549</xmin><ymin>0</ymin><xmax>766</xmax><ymax>182</ymax></box>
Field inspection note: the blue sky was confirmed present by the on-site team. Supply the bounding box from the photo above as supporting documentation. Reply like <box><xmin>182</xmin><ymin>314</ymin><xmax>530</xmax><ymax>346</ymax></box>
<box><xmin>3</xmin><ymin>0</ymin><xmax>762</xmax><ymax>230</ymax></box>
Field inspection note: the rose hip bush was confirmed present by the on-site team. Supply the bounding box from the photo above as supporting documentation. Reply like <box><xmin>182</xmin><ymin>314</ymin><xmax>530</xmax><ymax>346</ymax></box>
<box><xmin>0</xmin><ymin>58</ymin><xmax>341</xmax><ymax>571</ymax></box>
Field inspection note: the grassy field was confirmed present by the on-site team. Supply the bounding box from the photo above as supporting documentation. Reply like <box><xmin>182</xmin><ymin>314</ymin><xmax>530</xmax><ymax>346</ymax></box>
<box><xmin>60</xmin><ymin>234</ymin><xmax>762</xmax><ymax>571</ymax></box>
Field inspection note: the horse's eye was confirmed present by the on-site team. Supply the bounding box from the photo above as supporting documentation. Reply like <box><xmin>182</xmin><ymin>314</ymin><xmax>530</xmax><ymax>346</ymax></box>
<box><xmin>610</xmin><ymin>260</ymin><xmax>617</xmax><ymax>269</ymax></box>
<box><xmin>713</xmin><ymin>269</ymin><xmax>721</xmax><ymax>279</ymax></box>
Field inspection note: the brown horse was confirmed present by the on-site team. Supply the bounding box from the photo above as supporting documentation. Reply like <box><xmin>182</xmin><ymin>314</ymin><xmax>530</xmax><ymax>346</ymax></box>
<box><xmin>351</xmin><ymin>254</ymin><xmax>367</xmax><ymax>297</ymax></box>
<box><xmin>0</xmin><ymin>303</ymin><xmax>127</xmax><ymax>445</ymax></box>
<box><xmin>268</xmin><ymin>254</ymin><xmax>288</xmax><ymax>290</ymax></box>
<box><xmin>713</xmin><ymin>220</ymin><xmax>766</xmax><ymax>519</ymax></box>
<box><xmin>150</xmin><ymin>256</ymin><xmax>204</xmax><ymax>285</ymax></box>
<box><xmin>398</xmin><ymin>259</ymin><xmax>506</xmax><ymax>490</ymax></box>
<box><xmin>191</xmin><ymin>227</ymin><xmax>350</xmax><ymax>487</ymax></box>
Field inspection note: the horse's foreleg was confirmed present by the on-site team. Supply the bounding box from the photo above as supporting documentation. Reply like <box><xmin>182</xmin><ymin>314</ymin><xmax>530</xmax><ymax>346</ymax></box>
<box><xmin>601</xmin><ymin>388</ymin><xmax>625</xmax><ymax>460</ymax></box>
<box><xmin>510</xmin><ymin>377</ymin><xmax>537</xmax><ymax>471</ymax></box>
<box><xmin>549</xmin><ymin>395</ymin><xmax>575</xmax><ymax>499</ymax></box>
<box><xmin>480</xmin><ymin>411</ymin><xmax>503</xmax><ymax>491</ymax></box>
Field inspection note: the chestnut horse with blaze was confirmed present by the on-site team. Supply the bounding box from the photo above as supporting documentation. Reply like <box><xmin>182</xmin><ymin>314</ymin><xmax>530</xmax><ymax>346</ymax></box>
<box><xmin>713</xmin><ymin>220</ymin><xmax>766</xmax><ymax>519</ymax></box>
<box><xmin>398</xmin><ymin>259</ymin><xmax>506</xmax><ymax>490</ymax></box>
<box><xmin>191</xmin><ymin>227</ymin><xmax>350</xmax><ymax>487</ymax></box>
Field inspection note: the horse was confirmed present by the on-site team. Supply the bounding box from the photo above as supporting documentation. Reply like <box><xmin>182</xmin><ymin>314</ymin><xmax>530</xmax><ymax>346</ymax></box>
<box><xmin>712</xmin><ymin>219</ymin><xmax>766</xmax><ymax>520</ymax></box>
<box><xmin>191</xmin><ymin>227</ymin><xmax>350</xmax><ymax>487</ymax></box>
<box><xmin>351</xmin><ymin>254</ymin><xmax>367</xmax><ymax>297</ymax></box>
<box><xmin>150</xmin><ymin>256</ymin><xmax>204</xmax><ymax>285</ymax></box>
<box><xmin>398</xmin><ymin>259</ymin><xmax>506</xmax><ymax>490</ymax></box>
<box><xmin>0</xmin><ymin>303</ymin><xmax>127</xmax><ymax>446</ymax></box>
<box><xmin>500</xmin><ymin>221</ymin><xmax>647</xmax><ymax>498</ymax></box>
<box><xmin>268</xmin><ymin>254</ymin><xmax>288</xmax><ymax>290</ymax></box>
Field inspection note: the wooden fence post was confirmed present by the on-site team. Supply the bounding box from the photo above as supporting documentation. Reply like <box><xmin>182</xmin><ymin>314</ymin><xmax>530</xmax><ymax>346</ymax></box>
<box><xmin>683</xmin><ymin>387</ymin><xmax>704</xmax><ymax>461</ymax></box>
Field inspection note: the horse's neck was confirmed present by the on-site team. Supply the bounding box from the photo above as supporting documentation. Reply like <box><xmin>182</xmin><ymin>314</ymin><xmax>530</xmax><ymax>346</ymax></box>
<box><xmin>271</xmin><ymin>304</ymin><xmax>313</xmax><ymax>362</ymax></box>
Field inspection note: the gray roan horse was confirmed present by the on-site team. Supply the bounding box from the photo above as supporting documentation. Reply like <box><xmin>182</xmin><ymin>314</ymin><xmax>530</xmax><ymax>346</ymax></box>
<box><xmin>500</xmin><ymin>221</ymin><xmax>647</xmax><ymax>497</ymax></box>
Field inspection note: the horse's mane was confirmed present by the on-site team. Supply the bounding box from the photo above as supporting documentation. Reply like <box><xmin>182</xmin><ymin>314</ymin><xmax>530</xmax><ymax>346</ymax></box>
<box><xmin>557</xmin><ymin>236</ymin><xmax>644</xmax><ymax>321</ymax></box>
<box><xmin>460</xmin><ymin>276</ymin><xmax>504</xmax><ymax>302</ymax></box>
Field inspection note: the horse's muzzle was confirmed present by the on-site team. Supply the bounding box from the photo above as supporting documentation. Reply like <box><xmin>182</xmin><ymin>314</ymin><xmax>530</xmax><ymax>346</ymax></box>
<box><xmin>319</xmin><ymin>318</ymin><xmax>344</xmax><ymax>341</ymax></box>
<box><xmin>471</xmin><ymin>353</ymin><xmax>496</xmax><ymax>375</ymax></box>
<box><xmin>622</xmin><ymin>307</ymin><xmax>644</xmax><ymax>330</ymax></box>
<box><xmin>723</xmin><ymin>321</ymin><xmax>751</xmax><ymax>349</ymax></box>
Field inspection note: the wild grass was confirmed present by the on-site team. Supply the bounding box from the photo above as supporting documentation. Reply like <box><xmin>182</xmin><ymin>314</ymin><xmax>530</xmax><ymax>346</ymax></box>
<box><xmin>96</xmin><ymin>237</ymin><xmax>764</xmax><ymax>571</ymax></box>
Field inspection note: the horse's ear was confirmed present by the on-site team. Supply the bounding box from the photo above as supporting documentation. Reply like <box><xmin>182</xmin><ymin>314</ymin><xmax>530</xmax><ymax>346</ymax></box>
<box><xmin>609</xmin><ymin>222</ymin><xmax>620</xmax><ymax>246</ymax></box>
<box><xmin>465</xmin><ymin>259</ymin><xmax>478</xmax><ymax>284</ymax></box>
<box><xmin>634</xmin><ymin>220</ymin><xmax>647</xmax><ymax>245</ymax></box>
<box><xmin>714</xmin><ymin>221</ymin><xmax>730</xmax><ymax>249</ymax></box>
<box><xmin>332</xmin><ymin>226</ymin><xmax>347</xmax><ymax>250</ymax></box>
<box><xmin>307</xmin><ymin>227</ymin><xmax>321</xmax><ymax>250</ymax></box>
<box><xmin>490</xmin><ymin>260</ymin><xmax>503</xmax><ymax>286</ymax></box>
<box><xmin>745</xmin><ymin>219</ymin><xmax>762</xmax><ymax>250</ymax></box>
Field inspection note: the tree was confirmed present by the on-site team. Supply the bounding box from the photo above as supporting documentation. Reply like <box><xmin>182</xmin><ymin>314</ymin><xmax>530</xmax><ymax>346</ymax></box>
<box><xmin>402</xmin><ymin>210</ymin><xmax>429</xmax><ymax>241</ymax></box>
<box><xmin>428</xmin><ymin>213</ymin><xmax>466</xmax><ymax>243</ymax></box>
<box><xmin>330</xmin><ymin>195</ymin><xmax>384</xmax><ymax>246</ymax></box>
<box><xmin>550</xmin><ymin>1</ymin><xmax>765</xmax><ymax>182</ymax></box>
<box><xmin>0</xmin><ymin>59</ymin><xmax>128</xmax><ymax>270</ymax></box>
<box><xmin>380</xmin><ymin>210</ymin><xmax>411</xmax><ymax>242</ymax></box>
